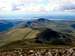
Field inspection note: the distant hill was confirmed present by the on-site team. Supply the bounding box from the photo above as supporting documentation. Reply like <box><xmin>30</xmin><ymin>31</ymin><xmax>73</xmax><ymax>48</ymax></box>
<box><xmin>0</xmin><ymin>20</ymin><xmax>13</xmax><ymax>32</ymax></box>
<box><xmin>25</xmin><ymin>18</ymin><xmax>55</xmax><ymax>28</ymax></box>
<box><xmin>24</xmin><ymin>18</ymin><xmax>75</xmax><ymax>34</ymax></box>
<box><xmin>0</xmin><ymin>18</ymin><xmax>75</xmax><ymax>33</ymax></box>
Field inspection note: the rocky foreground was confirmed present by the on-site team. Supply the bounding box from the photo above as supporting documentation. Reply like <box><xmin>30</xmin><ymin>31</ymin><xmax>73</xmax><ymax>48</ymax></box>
<box><xmin>0</xmin><ymin>47</ymin><xmax>75</xmax><ymax>56</ymax></box>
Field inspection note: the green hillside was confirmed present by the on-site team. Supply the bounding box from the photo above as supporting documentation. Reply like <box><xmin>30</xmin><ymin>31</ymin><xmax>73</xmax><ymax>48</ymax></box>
<box><xmin>0</xmin><ymin>27</ymin><xmax>75</xmax><ymax>49</ymax></box>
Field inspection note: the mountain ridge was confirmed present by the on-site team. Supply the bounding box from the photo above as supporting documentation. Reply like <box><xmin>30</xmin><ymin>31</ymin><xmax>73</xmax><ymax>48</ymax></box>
<box><xmin>0</xmin><ymin>28</ymin><xmax>74</xmax><ymax>49</ymax></box>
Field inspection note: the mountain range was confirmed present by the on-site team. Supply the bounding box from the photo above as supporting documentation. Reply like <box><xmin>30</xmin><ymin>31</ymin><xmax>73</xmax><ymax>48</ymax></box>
<box><xmin>0</xmin><ymin>18</ymin><xmax>75</xmax><ymax>48</ymax></box>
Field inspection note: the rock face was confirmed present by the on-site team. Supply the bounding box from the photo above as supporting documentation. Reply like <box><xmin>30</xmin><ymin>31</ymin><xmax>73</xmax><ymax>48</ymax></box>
<box><xmin>35</xmin><ymin>28</ymin><xmax>72</xmax><ymax>45</ymax></box>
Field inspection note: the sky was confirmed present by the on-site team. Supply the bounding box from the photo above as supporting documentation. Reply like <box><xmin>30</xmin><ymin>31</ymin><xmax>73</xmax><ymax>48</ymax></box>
<box><xmin>0</xmin><ymin>0</ymin><xmax>75</xmax><ymax>20</ymax></box>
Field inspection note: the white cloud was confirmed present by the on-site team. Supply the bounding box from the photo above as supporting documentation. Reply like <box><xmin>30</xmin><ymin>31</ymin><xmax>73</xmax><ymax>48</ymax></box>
<box><xmin>0</xmin><ymin>0</ymin><xmax>75</xmax><ymax>15</ymax></box>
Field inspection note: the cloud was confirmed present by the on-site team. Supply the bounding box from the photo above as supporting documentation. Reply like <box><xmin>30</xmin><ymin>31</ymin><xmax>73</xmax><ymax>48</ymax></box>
<box><xmin>59</xmin><ymin>3</ymin><xmax>75</xmax><ymax>12</ymax></box>
<box><xmin>64</xmin><ymin>4</ymin><xmax>75</xmax><ymax>9</ymax></box>
<box><xmin>11</xmin><ymin>0</ymin><xmax>75</xmax><ymax>12</ymax></box>
<box><xmin>0</xmin><ymin>0</ymin><xmax>75</xmax><ymax>14</ymax></box>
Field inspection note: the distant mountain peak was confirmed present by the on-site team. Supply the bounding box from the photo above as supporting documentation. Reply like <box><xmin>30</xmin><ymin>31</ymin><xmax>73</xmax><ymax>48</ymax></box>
<box><xmin>37</xmin><ymin>18</ymin><xmax>49</xmax><ymax>22</ymax></box>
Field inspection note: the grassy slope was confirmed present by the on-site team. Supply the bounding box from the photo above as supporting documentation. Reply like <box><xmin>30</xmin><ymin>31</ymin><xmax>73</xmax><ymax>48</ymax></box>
<box><xmin>0</xmin><ymin>28</ymin><xmax>75</xmax><ymax>49</ymax></box>
<box><xmin>0</xmin><ymin>28</ymin><xmax>40</xmax><ymax>48</ymax></box>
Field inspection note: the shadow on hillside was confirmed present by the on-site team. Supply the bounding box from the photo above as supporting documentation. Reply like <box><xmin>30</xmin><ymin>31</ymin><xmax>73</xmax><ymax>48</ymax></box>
<box><xmin>35</xmin><ymin>28</ymin><xmax>72</xmax><ymax>45</ymax></box>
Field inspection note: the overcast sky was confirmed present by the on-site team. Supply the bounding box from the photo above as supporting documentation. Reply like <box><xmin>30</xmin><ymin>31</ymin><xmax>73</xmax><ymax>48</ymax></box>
<box><xmin>0</xmin><ymin>0</ymin><xmax>75</xmax><ymax>20</ymax></box>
